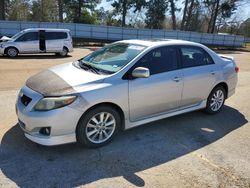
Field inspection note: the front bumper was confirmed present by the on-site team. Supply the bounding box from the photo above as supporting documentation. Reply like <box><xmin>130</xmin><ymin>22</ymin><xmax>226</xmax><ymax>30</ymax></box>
<box><xmin>0</xmin><ymin>47</ymin><xmax>5</xmax><ymax>54</ymax></box>
<box><xmin>16</xmin><ymin>85</ymin><xmax>83</xmax><ymax>146</ymax></box>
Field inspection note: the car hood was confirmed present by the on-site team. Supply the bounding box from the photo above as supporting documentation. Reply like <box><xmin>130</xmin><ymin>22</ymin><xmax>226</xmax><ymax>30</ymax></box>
<box><xmin>0</xmin><ymin>36</ymin><xmax>12</xmax><ymax>42</ymax></box>
<box><xmin>26</xmin><ymin>62</ymin><xmax>108</xmax><ymax>96</ymax></box>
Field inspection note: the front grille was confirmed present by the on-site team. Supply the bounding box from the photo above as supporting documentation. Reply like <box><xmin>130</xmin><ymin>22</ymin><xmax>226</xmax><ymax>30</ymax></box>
<box><xmin>21</xmin><ymin>94</ymin><xmax>32</xmax><ymax>106</ymax></box>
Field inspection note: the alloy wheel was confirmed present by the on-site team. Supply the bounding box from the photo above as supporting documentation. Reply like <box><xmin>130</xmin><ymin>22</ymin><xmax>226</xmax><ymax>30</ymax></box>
<box><xmin>7</xmin><ymin>48</ymin><xmax>17</xmax><ymax>57</ymax></box>
<box><xmin>210</xmin><ymin>89</ymin><xmax>224</xmax><ymax>112</ymax></box>
<box><xmin>85</xmin><ymin>112</ymin><xmax>116</xmax><ymax>144</ymax></box>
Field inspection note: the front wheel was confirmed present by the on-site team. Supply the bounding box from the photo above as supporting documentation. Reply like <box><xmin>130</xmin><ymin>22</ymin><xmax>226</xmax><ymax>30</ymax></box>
<box><xmin>6</xmin><ymin>47</ymin><xmax>18</xmax><ymax>57</ymax></box>
<box><xmin>76</xmin><ymin>106</ymin><xmax>121</xmax><ymax>148</ymax></box>
<box><xmin>205</xmin><ymin>86</ymin><xmax>226</xmax><ymax>114</ymax></box>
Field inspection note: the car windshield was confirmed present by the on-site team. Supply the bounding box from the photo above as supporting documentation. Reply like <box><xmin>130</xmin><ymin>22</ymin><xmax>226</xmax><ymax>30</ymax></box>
<box><xmin>79</xmin><ymin>43</ymin><xmax>146</xmax><ymax>74</ymax></box>
<box><xmin>11</xmin><ymin>31</ymin><xmax>25</xmax><ymax>40</ymax></box>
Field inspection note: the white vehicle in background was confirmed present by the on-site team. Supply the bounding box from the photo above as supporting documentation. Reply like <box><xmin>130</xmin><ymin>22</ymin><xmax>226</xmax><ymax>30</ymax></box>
<box><xmin>0</xmin><ymin>28</ymin><xmax>73</xmax><ymax>57</ymax></box>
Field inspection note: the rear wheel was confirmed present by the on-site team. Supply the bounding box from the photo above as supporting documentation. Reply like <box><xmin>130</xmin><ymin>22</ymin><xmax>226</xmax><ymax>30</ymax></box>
<box><xmin>76</xmin><ymin>105</ymin><xmax>121</xmax><ymax>148</ymax></box>
<box><xmin>205</xmin><ymin>86</ymin><xmax>226</xmax><ymax>114</ymax></box>
<box><xmin>6</xmin><ymin>47</ymin><xmax>18</xmax><ymax>57</ymax></box>
<box><xmin>58</xmin><ymin>47</ymin><xmax>68</xmax><ymax>57</ymax></box>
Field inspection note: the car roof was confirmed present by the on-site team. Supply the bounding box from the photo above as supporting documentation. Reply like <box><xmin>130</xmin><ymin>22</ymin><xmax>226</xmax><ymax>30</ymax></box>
<box><xmin>119</xmin><ymin>39</ymin><xmax>205</xmax><ymax>48</ymax></box>
<box><xmin>23</xmin><ymin>28</ymin><xmax>70</xmax><ymax>32</ymax></box>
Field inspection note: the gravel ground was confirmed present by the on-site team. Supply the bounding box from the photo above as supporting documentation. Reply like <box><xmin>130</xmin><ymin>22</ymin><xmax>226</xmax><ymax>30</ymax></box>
<box><xmin>0</xmin><ymin>48</ymin><xmax>250</xmax><ymax>188</ymax></box>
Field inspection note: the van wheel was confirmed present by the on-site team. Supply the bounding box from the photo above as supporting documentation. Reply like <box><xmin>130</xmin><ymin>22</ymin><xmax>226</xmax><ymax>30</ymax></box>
<box><xmin>205</xmin><ymin>86</ymin><xmax>226</xmax><ymax>114</ymax></box>
<box><xmin>76</xmin><ymin>105</ymin><xmax>121</xmax><ymax>148</ymax></box>
<box><xmin>58</xmin><ymin>47</ymin><xmax>68</xmax><ymax>57</ymax></box>
<box><xmin>6</xmin><ymin>47</ymin><xmax>18</xmax><ymax>57</ymax></box>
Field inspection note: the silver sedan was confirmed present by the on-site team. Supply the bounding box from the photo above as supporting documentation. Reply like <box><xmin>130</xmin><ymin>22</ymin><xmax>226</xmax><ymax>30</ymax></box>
<box><xmin>16</xmin><ymin>39</ymin><xmax>238</xmax><ymax>147</ymax></box>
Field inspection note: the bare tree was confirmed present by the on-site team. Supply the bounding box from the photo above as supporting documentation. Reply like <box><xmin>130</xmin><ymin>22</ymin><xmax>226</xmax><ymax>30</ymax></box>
<box><xmin>169</xmin><ymin>0</ymin><xmax>177</xmax><ymax>30</ymax></box>
<box><xmin>181</xmin><ymin>0</ymin><xmax>189</xmax><ymax>30</ymax></box>
<box><xmin>185</xmin><ymin>0</ymin><xmax>195</xmax><ymax>30</ymax></box>
<box><xmin>210</xmin><ymin>0</ymin><xmax>220</xmax><ymax>33</ymax></box>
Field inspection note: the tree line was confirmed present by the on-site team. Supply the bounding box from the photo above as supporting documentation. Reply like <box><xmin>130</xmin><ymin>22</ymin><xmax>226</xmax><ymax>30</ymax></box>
<box><xmin>0</xmin><ymin>0</ymin><xmax>248</xmax><ymax>36</ymax></box>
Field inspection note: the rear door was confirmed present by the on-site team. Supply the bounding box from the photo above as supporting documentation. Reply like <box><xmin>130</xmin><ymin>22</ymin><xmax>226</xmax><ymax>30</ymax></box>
<box><xmin>15</xmin><ymin>31</ymin><xmax>39</xmax><ymax>53</ymax></box>
<box><xmin>178</xmin><ymin>46</ymin><xmax>218</xmax><ymax>108</ymax></box>
<box><xmin>45</xmin><ymin>32</ymin><xmax>66</xmax><ymax>52</ymax></box>
<box><xmin>128</xmin><ymin>46</ymin><xmax>183</xmax><ymax>121</ymax></box>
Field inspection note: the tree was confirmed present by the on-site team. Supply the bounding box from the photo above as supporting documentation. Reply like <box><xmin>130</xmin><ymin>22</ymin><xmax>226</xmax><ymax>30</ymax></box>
<box><xmin>168</xmin><ymin>0</ymin><xmax>178</xmax><ymax>30</ymax></box>
<box><xmin>29</xmin><ymin>0</ymin><xmax>58</xmax><ymax>22</ymax></box>
<box><xmin>95</xmin><ymin>7</ymin><xmax>120</xmax><ymax>25</ymax></box>
<box><xmin>8</xmin><ymin>0</ymin><xmax>30</xmax><ymax>21</ymax></box>
<box><xmin>186</xmin><ymin>1</ymin><xmax>203</xmax><ymax>31</ymax></box>
<box><xmin>145</xmin><ymin>0</ymin><xmax>167</xmax><ymax>29</ymax></box>
<box><xmin>184</xmin><ymin>0</ymin><xmax>195</xmax><ymax>30</ymax></box>
<box><xmin>239</xmin><ymin>18</ymin><xmax>250</xmax><ymax>37</ymax></box>
<box><xmin>204</xmin><ymin>0</ymin><xmax>240</xmax><ymax>33</ymax></box>
<box><xmin>58</xmin><ymin>0</ymin><xmax>63</xmax><ymax>22</ymax></box>
<box><xmin>0</xmin><ymin>0</ymin><xmax>6</xmax><ymax>20</ymax></box>
<box><xmin>109</xmin><ymin>0</ymin><xmax>146</xmax><ymax>27</ymax></box>
<box><xmin>181</xmin><ymin>0</ymin><xmax>189</xmax><ymax>30</ymax></box>
<box><xmin>63</xmin><ymin>0</ymin><xmax>100</xmax><ymax>23</ymax></box>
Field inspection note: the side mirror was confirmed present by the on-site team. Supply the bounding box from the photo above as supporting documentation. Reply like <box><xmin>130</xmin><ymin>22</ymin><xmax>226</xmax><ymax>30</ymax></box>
<box><xmin>132</xmin><ymin>67</ymin><xmax>150</xmax><ymax>78</ymax></box>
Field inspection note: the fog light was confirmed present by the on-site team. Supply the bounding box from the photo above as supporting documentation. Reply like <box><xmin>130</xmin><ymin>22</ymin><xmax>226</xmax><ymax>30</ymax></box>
<box><xmin>39</xmin><ymin>127</ymin><xmax>51</xmax><ymax>136</ymax></box>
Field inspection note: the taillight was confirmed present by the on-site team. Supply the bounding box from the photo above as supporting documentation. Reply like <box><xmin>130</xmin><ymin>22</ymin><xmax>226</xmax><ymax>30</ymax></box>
<box><xmin>235</xmin><ymin>66</ymin><xmax>239</xmax><ymax>73</ymax></box>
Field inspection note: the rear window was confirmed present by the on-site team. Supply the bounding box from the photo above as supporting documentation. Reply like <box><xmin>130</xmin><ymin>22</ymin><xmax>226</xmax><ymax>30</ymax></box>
<box><xmin>180</xmin><ymin>46</ymin><xmax>214</xmax><ymax>68</ymax></box>
<box><xmin>45</xmin><ymin>32</ymin><xmax>68</xmax><ymax>40</ymax></box>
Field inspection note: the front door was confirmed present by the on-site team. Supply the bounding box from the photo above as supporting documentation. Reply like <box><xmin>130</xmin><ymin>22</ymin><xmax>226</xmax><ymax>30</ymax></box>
<box><xmin>128</xmin><ymin>46</ymin><xmax>183</xmax><ymax>121</ymax></box>
<box><xmin>15</xmin><ymin>31</ymin><xmax>39</xmax><ymax>53</ymax></box>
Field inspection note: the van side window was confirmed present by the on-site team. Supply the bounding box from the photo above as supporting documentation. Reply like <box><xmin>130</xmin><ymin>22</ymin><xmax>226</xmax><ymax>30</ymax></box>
<box><xmin>180</xmin><ymin>46</ymin><xmax>214</xmax><ymax>68</ymax></box>
<box><xmin>45</xmin><ymin>32</ymin><xmax>67</xmax><ymax>40</ymax></box>
<box><xmin>135</xmin><ymin>46</ymin><xmax>178</xmax><ymax>75</ymax></box>
<box><xmin>16</xmin><ymin>32</ymin><xmax>38</xmax><ymax>42</ymax></box>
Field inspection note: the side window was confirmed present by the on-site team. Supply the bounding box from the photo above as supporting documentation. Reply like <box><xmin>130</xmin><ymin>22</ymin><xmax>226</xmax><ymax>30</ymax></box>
<box><xmin>136</xmin><ymin>46</ymin><xmax>178</xmax><ymax>75</ymax></box>
<box><xmin>45</xmin><ymin>32</ymin><xmax>67</xmax><ymax>40</ymax></box>
<box><xmin>180</xmin><ymin>46</ymin><xmax>214</xmax><ymax>68</ymax></box>
<box><xmin>57</xmin><ymin>32</ymin><xmax>67</xmax><ymax>39</ymax></box>
<box><xmin>16</xmin><ymin>32</ymin><xmax>38</xmax><ymax>42</ymax></box>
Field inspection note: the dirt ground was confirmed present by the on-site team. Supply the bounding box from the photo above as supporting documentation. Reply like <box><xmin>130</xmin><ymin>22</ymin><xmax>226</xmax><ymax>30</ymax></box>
<box><xmin>0</xmin><ymin>48</ymin><xmax>250</xmax><ymax>187</ymax></box>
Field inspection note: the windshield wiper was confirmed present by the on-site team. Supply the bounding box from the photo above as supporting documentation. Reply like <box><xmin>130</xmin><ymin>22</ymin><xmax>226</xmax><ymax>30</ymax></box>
<box><xmin>79</xmin><ymin>61</ymin><xmax>100</xmax><ymax>74</ymax></box>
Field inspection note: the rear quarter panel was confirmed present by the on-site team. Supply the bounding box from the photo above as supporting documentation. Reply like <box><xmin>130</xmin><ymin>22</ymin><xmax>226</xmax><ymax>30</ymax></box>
<box><xmin>220</xmin><ymin>57</ymin><xmax>238</xmax><ymax>98</ymax></box>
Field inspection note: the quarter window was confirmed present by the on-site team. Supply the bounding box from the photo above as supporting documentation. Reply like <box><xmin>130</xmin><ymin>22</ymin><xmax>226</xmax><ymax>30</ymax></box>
<box><xmin>180</xmin><ymin>46</ymin><xmax>214</xmax><ymax>68</ymax></box>
<box><xmin>45</xmin><ymin>32</ymin><xmax>68</xmax><ymax>40</ymax></box>
<box><xmin>16</xmin><ymin>32</ymin><xmax>38</xmax><ymax>42</ymax></box>
<box><xmin>135</xmin><ymin>46</ymin><xmax>178</xmax><ymax>75</ymax></box>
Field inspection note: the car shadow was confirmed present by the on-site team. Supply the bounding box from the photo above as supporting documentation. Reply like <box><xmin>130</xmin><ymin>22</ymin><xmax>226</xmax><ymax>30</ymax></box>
<box><xmin>0</xmin><ymin>106</ymin><xmax>247</xmax><ymax>187</ymax></box>
<box><xmin>0</xmin><ymin>54</ymin><xmax>72</xmax><ymax>59</ymax></box>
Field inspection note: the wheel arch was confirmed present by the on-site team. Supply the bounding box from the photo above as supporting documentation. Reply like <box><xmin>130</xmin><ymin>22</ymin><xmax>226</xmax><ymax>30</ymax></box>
<box><xmin>4</xmin><ymin>46</ymin><xmax>19</xmax><ymax>55</ymax></box>
<box><xmin>212</xmin><ymin>82</ymin><xmax>228</xmax><ymax>98</ymax></box>
<box><xmin>76</xmin><ymin>102</ymin><xmax>125</xmax><ymax>131</ymax></box>
<box><xmin>63</xmin><ymin>46</ymin><xmax>69</xmax><ymax>52</ymax></box>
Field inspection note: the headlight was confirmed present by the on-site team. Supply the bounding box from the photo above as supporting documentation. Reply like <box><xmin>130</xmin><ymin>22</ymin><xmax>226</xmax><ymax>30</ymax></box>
<box><xmin>34</xmin><ymin>96</ymin><xmax>77</xmax><ymax>111</ymax></box>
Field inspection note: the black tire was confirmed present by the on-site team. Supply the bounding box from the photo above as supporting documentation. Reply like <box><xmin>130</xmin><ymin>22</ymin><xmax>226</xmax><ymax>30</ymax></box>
<box><xmin>6</xmin><ymin>47</ymin><xmax>18</xmax><ymax>57</ymax></box>
<box><xmin>76</xmin><ymin>105</ymin><xmax>121</xmax><ymax>148</ymax></box>
<box><xmin>204</xmin><ymin>86</ymin><xmax>226</xmax><ymax>114</ymax></box>
<box><xmin>58</xmin><ymin>47</ymin><xmax>68</xmax><ymax>57</ymax></box>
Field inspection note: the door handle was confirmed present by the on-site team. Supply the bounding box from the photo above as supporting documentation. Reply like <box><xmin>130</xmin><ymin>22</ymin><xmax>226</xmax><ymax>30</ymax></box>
<box><xmin>173</xmin><ymin>77</ymin><xmax>181</xmax><ymax>82</ymax></box>
<box><xmin>210</xmin><ymin>70</ymin><xmax>216</xmax><ymax>75</ymax></box>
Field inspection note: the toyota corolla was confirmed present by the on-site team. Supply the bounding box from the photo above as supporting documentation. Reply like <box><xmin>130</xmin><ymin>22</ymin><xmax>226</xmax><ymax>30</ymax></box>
<box><xmin>16</xmin><ymin>39</ymin><xmax>238</xmax><ymax>147</ymax></box>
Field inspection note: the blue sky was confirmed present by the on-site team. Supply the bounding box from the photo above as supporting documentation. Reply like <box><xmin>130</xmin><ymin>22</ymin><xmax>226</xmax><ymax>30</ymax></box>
<box><xmin>98</xmin><ymin>0</ymin><xmax>250</xmax><ymax>23</ymax></box>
